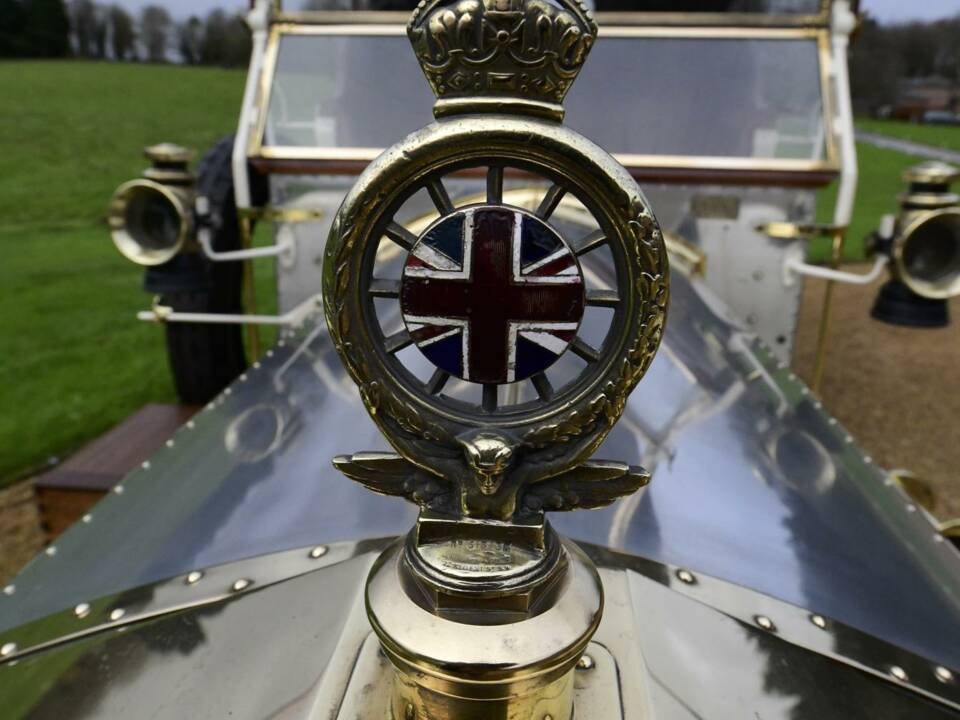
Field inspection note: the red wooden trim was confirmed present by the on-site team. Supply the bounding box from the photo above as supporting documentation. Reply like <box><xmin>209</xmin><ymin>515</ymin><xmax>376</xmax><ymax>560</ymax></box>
<box><xmin>250</xmin><ymin>156</ymin><xmax>837</xmax><ymax>188</ymax></box>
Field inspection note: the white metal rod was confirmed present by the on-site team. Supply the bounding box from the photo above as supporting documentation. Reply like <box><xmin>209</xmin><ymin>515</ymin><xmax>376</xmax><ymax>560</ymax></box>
<box><xmin>138</xmin><ymin>294</ymin><xmax>322</xmax><ymax>327</ymax></box>
<box><xmin>232</xmin><ymin>0</ymin><xmax>270</xmax><ymax>210</ymax></box>
<box><xmin>831</xmin><ymin>2</ymin><xmax>858</xmax><ymax>229</ymax></box>
<box><xmin>197</xmin><ymin>228</ymin><xmax>292</xmax><ymax>261</ymax></box>
<box><xmin>786</xmin><ymin>255</ymin><xmax>888</xmax><ymax>285</ymax></box>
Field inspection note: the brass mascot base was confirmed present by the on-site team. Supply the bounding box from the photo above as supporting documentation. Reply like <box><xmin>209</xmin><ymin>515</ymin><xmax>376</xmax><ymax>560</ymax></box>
<box><xmin>366</xmin><ymin>523</ymin><xmax>603</xmax><ymax>720</ymax></box>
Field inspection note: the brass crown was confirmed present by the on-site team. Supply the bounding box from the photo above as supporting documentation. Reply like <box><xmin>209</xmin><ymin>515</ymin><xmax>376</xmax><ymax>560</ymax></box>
<box><xmin>407</xmin><ymin>0</ymin><xmax>598</xmax><ymax>116</ymax></box>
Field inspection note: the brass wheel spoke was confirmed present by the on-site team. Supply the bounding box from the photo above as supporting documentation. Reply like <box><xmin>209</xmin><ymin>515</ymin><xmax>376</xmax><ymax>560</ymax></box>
<box><xmin>531</xmin><ymin>372</ymin><xmax>554</xmax><ymax>401</ymax></box>
<box><xmin>385</xmin><ymin>222</ymin><xmax>417</xmax><ymax>251</ymax></box>
<box><xmin>573</xmin><ymin>229</ymin><xmax>606</xmax><ymax>256</ymax></box>
<box><xmin>384</xmin><ymin>329</ymin><xmax>413</xmax><ymax>354</ymax></box>
<box><xmin>482</xmin><ymin>384</ymin><xmax>498</xmax><ymax>412</ymax></box>
<box><xmin>570</xmin><ymin>337</ymin><xmax>600</xmax><ymax>363</ymax></box>
<box><xmin>586</xmin><ymin>289</ymin><xmax>619</xmax><ymax>308</ymax></box>
<box><xmin>426</xmin><ymin>178</ymin><xmax>454</xmax><ymax>216</ymax></box>
<box><xmin>487</xmin><ymin>165</ymin><xmax>504</xmax><ymax>205</ymax></box>
<box><xmin>426</xmin><ymin>368</ymin><xmax>450</xmax><ymax>395</ymax></box>
<box><xmin>369</xmin><ymin>279</ymin><xmax>401</xmax><ymax>298</ymax></box>
<box><xmin>536</xmin><ymin>183</ymin><xmax>567</xmax><ymax>220</ymax></box>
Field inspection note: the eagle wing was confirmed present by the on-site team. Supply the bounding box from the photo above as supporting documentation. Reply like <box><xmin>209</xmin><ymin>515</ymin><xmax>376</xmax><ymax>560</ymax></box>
<box><xmin>332</xmin><ymin>452</ymin><xmax>450</xmax><ymax>507</ymax></box>
<box><xmin>520</xmin><ymin>460</ymin><xmax>650</xmax><ymax>513</ymax></box>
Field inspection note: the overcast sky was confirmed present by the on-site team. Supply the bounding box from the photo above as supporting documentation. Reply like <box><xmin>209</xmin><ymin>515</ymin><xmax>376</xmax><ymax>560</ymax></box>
<box><xmin>120</xmin><ymin>0</ymin><xmax>959</xmax><ymax>23</ymax></box>
<box><xmin>861</xmin><ymin>0</ymin><xmax>958</xmax><ymax>23</ymax></box>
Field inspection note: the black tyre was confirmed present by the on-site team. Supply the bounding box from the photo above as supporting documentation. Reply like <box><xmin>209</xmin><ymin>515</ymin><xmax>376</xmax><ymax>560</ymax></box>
<box><xmin>155</xmin><ymin>136</ymin><xmax>260</xmax><ymax>404</ymax></box>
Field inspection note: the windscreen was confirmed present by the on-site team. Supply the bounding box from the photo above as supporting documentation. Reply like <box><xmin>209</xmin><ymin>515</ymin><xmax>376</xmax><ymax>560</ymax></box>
<box><xmin>278</xmin><ymin>0</ymin><xmax>824</xmax><ymax>14</ymax></box>
<box><xmin>261</xmin><ymin>32</ymin><xmax>828</xmax><ymax>163</ymax></box>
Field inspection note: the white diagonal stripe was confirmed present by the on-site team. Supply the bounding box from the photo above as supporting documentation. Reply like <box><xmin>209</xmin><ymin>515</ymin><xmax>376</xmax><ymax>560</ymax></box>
<box><xmin>505</xmin><ymin>320</ymin><xmax>579</xmax><ymax>382</ymax></box>
<box><xmin>522</xmin><ymin>247</ymin><xmax>568</xmax><ymax>274</ymax></box>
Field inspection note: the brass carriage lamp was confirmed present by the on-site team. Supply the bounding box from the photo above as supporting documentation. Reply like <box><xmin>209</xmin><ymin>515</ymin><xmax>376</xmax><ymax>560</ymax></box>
<box><xmin>107</xmin><ymin>143</ymin><xmax>196</xmax><ymax>267</ymax></box>
<box><xmin>322</xmin><ymin>0</ymin><xmax>668</xmax><ymax>716</ymax></box>
<box><xmin>871</xmin><ymin>161</ymin><xmax>960</xmax><ymax>328</ymax></box>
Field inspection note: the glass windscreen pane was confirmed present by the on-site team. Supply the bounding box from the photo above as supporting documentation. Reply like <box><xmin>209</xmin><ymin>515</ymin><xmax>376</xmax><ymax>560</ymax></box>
<box><xmin>279</xmin><ymin>0</ymin><xmax>823</xmax><ymax>13</ymax></box>
<box><xmin>264</xmin><ymin>33</ymin><xmax>826</xmax><ymax>161</ymax></box>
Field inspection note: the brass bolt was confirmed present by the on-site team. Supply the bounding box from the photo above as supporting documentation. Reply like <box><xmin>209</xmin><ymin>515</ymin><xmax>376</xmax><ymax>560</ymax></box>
<box><xmin>810</xmin><ymin>614</ymin><xmax>827</xmax><ymax>629</ymax></box>
<box><xmin>577</xmin><ymin>654</ymin><xmax>595</xmax><ymax>670</ymax></box>
<box><xmin>309</xmin><ymin>546</ymin><xmax>328</xmax><ymax>559</ymax></box>
<box><xmin>1</xmin><ymin>642</ymin><xmax>17</xmax><ymax>657</ymax></box>
<box><xmin>676</xmin><ymin>569</ymin><xmax>695</xmax><ymax>584</ymax></box>
<box><xmin>935</xmin><ymin>666</ymin><xmax>954</xmax><ymax>684</ymax></box>
<box><xmin>74</xmin><ymin>603</ymin><xmax>91</xmax><ymax>619</ymax></box>
<box><xmin>109</xmin><ymin>608</ymin><xmax>126</xmax><ymax>622</ymax></box>
<box><xmin>231</xmin><ymin>578</ymin><xmax>252</xmax><ymax>592</ymax></box>
<box><xmin>185</xmin><ymin>571</ymin><xmax>203</xmax><ymax>585</ymax></box>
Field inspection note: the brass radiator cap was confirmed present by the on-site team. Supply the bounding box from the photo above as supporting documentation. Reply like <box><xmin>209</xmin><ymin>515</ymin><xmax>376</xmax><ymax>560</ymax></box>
<box><xmin>366</xmin><ymin>537</ymin><xmax>603</xmax><ymax>719</ymax></box>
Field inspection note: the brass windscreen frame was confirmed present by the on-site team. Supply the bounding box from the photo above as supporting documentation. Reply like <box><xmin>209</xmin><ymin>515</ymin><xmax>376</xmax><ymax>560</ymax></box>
<box><xmin>270</xmin><ymin>0</ymin><xmax>832</xmax><ymax>27</ymax></box>
<box><xmin>248</xmin><ymin>23</ymin><xmax>839</xmax><ymax>179</ymax></box>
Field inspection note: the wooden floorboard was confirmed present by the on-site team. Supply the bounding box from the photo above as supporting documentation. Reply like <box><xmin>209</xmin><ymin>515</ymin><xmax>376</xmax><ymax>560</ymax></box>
<box><xmin>31</xmin><ymin>403</ymin><xmax>198</xmax><ymax>541</ymax></box>
<box><xmin>34</xmin><ymin>403</ymin><xmax>198</xmax><ymax>491</ymax></box>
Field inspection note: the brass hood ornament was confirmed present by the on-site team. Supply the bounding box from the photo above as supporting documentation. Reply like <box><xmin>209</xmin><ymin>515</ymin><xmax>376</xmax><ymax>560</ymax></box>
<box><xmin>323</xmin><ymin>0</ymin><xmax>667</xmax><ymax>715</ymax></box>
<box><xmin>408</xmin><ymin>0</ymin><xmax>596</xmax><ymax>120</ymax></box>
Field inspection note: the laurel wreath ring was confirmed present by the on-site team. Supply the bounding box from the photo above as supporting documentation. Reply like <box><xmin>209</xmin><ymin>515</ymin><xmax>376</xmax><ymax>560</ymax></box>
<box><xmin>323</xmin><ymin>116</ymin><xmax>668</xmax><ymax>487</ymax></box>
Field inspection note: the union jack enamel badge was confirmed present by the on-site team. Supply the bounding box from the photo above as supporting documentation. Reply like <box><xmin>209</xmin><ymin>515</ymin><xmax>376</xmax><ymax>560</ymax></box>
<box><xmin>400</xmin><ymin>206</ymin><xmax>585</xmax><ymax>384</ymax></box>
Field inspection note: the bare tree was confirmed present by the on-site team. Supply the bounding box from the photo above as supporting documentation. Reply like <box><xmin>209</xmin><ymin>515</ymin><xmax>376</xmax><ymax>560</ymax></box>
<box><xmin>178</xmin><ymin>16</ymin><xmax>203</xmax><ymax>65</ymax></box>
<box><xmin>201</xmin><ymin>9</ymin><xmax>251</xmax><ymax>67</ymax></box>
<box><xmin>0</xmin><ymin>0</ymin><xmax>28</xmax><ymax>57</ymax></box>
<box><xmin>849</xmin><ymin>16</ymin><xmax>904</xmax><ymax>114</ymax></box>
<box><xmin>140</xmin><ymin>4</ymin><xmax>170</xmax><ymax>63</ymax></box>
<box><xmin>92</xmin><ymin>3</ymin><xmax>107</xmax><ymax>58</ymax></box>
<box><xmin>109</xmin><ymin>5</ymin><xmax>134</xmax><ymax>60</ymax></box>
<box><xmin>848</xmin><ymin>14</ymin><xmax>960</xmax><ymax>114</ymax></box>
<box><xmin>70</xmin><ymin>0</ymin><xmax>96</xmax><ymax>56</ymax></box>
<box><xmin>22</xmin><ymin>0</ymin><xmax>71</xmax><ymax>57</ymax></box>
<box><xmin>932</xmin><ymin>17</ymin><xmax>960</xmax><ymax>83</ymax></box>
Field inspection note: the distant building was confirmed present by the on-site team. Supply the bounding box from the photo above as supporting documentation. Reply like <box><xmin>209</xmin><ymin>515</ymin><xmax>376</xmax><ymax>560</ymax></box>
<box><xmin>891</xmin><ymin>77</ymin><xmax>959</xmax><ymax>122</ymax></box>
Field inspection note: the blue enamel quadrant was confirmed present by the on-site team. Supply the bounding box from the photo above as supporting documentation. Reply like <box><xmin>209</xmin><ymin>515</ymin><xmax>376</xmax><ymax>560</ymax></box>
<box><xmin>519</xmin><ymin>215</ymin><xmax>563</xmax><ymax>266</ymax></box>
<box><xmin>421</xmin><ymin>212</ymin><xmax>464</xmax><ymax>266</ymax></box>
<box><xmin>419</xmin><ymin>332</ymin><xmax>463</xmax><ymax>378</ymax></box>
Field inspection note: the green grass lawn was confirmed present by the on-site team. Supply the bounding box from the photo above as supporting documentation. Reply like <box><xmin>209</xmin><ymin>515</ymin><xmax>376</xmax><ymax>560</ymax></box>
<box><xmin>856</xmin><ymin>117</ymin><xmax>960</xmax><ymax>154</ymax></box>
<box><xmin>811</xmin><ymin>141</ymin><xmax>925</xmax><ymax>261</ymax></box>
<box><xmin>0</xmin><ymin>61</ymin><xmax>246</xmax><ymax>483</ymax></box>
<box><xmin>0</xmin><ymin>61</ymin><xmax>942</xmax><ymax>485</ymax></box>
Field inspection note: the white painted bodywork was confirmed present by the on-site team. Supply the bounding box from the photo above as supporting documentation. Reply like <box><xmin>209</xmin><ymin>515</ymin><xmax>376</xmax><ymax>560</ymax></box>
<box><xmin>222</xmin><ymin>0</ymin><xmax>861</xmax><ymax>363</ymax></box>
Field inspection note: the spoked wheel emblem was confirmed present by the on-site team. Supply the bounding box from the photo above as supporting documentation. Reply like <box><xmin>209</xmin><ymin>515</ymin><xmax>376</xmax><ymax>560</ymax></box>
<box><xmin>325</xmin><ymin>117</ymin><xmax>668</xmax><ymax>516</ymax></box>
